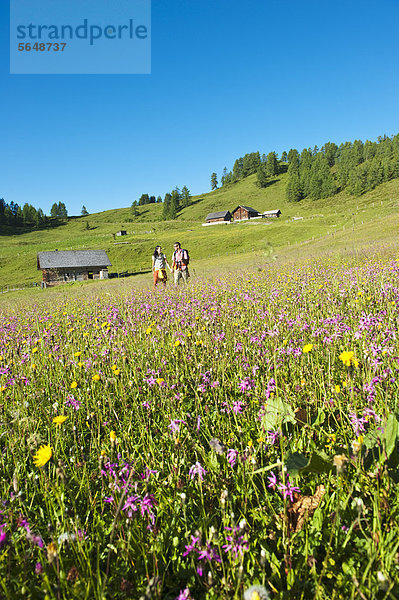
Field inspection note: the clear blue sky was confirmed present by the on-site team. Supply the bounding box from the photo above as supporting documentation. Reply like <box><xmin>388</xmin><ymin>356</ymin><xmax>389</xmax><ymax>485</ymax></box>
<box><xmin>1</xmin><ymin>0</ymin><xmax>399</xmax><ymax>216</ymax></box>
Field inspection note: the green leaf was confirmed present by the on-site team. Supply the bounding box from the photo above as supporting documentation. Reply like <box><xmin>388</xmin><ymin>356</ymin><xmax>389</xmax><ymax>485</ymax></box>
<box><xmin>363</xmin><ymin>413</ymin><xmax>398</xmax><ymax>459</ymax></box>
<box><xmin>261</xmin><ymin>396</ymin><xmax>296</xmax><ymax>431</ymax></box>
<box><xmin>312</xmin><ymin>409</ymin><xmax>326</xmax><ymax>427</ymax></box>
<box><xmin>285</xmin><ymin>452</ymin><xmax>308</xmax><ymax>476</ymax></box>
<box><xmin>286</xmin><ymin>450</ymin><xmax>333</xmax><ymax>477</ymax></box>
<box><xmin>384</xmin><ymin>414</ymin><xmax>398</xmax><ymax>458</ymax></box>
<box><xmin>301</xmin><ymin>450</ymin><xmax>333</xmax><ymax>475</ymax></box>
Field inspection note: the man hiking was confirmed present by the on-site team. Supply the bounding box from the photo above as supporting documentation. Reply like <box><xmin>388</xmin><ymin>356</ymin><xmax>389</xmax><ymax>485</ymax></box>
<box><xmin>171</xmin><ymin>242</ymin><xmax>190</xmax><ymax>286</ymax></box>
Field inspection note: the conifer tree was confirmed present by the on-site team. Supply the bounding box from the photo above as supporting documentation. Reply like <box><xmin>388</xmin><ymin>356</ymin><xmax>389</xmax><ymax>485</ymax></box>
<box><xmin>162</xmin><ymin>193</ymin><xmax>171</xmax><ymax>220</ymax></box>
<box><xmin>265</xmin><ymin>152</ymin><xmax>279</xmax><ymax>176</ymax></box>
<box><xmin>286</xmin><ymin>170</ymin><xmax>303</xmax><ymax>202</ymax></box>
<box><xmin>181</xmin><ymin>186</ymin><xmax>191</xmax><ymax>208</ymax></box>
<box><xmin>211</xmin><ymin>172</ymin><xmax>218</xmax><ymax>190</ymax></box>
<box><xmin>169</xmin><ymin>188</ymin><xmax>180</xmax><ymax>219</ymax></box>
<box><xmin>256</xmin><ymin>165</ymin><xmax>269</xmax><ymax>188</ymax></box>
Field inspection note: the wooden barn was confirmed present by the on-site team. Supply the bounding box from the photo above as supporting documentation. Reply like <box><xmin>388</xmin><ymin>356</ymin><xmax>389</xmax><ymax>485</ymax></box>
<box><xmin>205</xmin><ymin>210</ymin><xmax>232</xmax><ymax>224</ymax></box>
<box><xmin>116</xmin><ymin>230</ymin><xmax>127</xmax><ymax>236</ymax></box>
<box><xmin>37</xmin><ymin>250</ymin><xmax>112</xmax><ymax>287</ymax></box>
<box><xmin>232</xmin><ymin>205</ymin><xmax>260</xmax><ymax>221</ymax></box>
<box><xmin>262</xmin><ymin>209</ymin><xmax>281</xmax><ymax>218</ymax></box>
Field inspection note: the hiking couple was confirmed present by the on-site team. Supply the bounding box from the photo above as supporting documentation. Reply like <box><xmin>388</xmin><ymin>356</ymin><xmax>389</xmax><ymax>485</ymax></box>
<box><xmin>152</xmin><ymin>242</ymin><xmax>190</xmax><ymax>289</ymax></box>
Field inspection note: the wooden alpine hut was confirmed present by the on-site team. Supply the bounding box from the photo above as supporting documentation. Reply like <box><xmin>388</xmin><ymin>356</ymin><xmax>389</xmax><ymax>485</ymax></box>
<box><xmin>205</xmin><ymin>210</ymin><xmax>232</xmax><ymax>224</ymax></box>
<box><xmin>231</xmin><ymin>205</ymin><xmax>260</xmax><ymax>221</ymax></box>
<box><xmin>37</xmin><ymin>250</ymin><xmax>112</xmax><ymax>287</ymax></box>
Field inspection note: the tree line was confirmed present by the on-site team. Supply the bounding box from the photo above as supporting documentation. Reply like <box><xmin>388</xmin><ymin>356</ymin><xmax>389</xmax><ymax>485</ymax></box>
<box><xmin>210</xmin><ymin>133</ymin><xmax>399</xmax><ymax>202</ymax></box>
<box><xmin>0</xmin><ymin>199</ymin><xmax>70</xmax><ymax>231</ymax></box>
<box><xmin>211</xmin><ymin>150</ymin><xmax>286</xmax><ymax>191</ymax></box>
<box><xmin>131</xmin><ymin>186</ymin><xmax>192</xmax><ymax>220</ymax></box>
<box><xmin>286</xmin><ymin>135</ymin><xmax>399</xmax><ymax>201</ymax></box>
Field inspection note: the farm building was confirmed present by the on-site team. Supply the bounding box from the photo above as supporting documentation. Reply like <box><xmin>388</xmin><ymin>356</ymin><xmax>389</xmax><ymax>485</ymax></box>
<box><xmin>262</xmin><ymin>209</ymin><xmax>281</xmax><ymax>218</ymax></box>
<box><xmin>116</xmin><ymin>230</ymin><xmax>127</xmax><ymax>236</ymax></box>
<box><xmin>232</xmin><ymin>205</ymin><xmax>260</xmax><ymax>221</ymax></box>
<box><xmin>205</xmin><ymin>210</ymin><xmax>232</xmax><ymax>224</ymax></box>
<box><xmin>37</xmin><ymin>250</ymin><xmax>112</xmax><ymax>287</ymax></box>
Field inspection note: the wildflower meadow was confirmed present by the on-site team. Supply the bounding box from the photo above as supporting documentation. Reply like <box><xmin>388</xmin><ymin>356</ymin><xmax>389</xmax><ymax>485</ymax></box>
<box><xmin>1</xmin><ymin>250</ymin><xmax>399</xmax><ymax>599</ymax></box>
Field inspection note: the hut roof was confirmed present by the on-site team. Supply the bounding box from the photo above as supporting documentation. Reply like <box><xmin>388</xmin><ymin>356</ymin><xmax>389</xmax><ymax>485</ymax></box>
<box><xmin>37</xmin><ymin>250</ymin><xmax>111</xmax><ymax>270</ymax></box>
<box><xmin>232</xmin><ymin>205</ymin><xmax>260</xmax><ymax>215</ymax></box>
<box><xmin>205</xmin><ymin>210</ymin><xmax>231</xmax><ymax>221</ymax></box>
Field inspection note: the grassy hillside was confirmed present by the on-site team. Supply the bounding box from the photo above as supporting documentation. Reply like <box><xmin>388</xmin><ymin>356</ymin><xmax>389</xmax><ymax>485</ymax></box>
<box><xmin>1</xmin><ymin>172</ymin><xmax>399</xmax><ymax>289</ymax></box>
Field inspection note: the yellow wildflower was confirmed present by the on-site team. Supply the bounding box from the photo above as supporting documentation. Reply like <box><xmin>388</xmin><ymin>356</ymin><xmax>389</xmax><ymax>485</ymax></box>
<box><xmin>70</xmin><ymin>381</ymin><xmax>78</xmax><ymax>389</ymax></box>
<box><xmin>303</xmin><ymin>343</ymin><xmax>314</xmax><ymax>353</ymax></box>
<box><xmin>335</xmin><ymin>384</ymin><xmax>341</xmax><ymax>393</ymax></box>
<box><xmin>110</xmin><ymin>430</ymin><xmax>116</xmax><ymax>442</ymax></box>
<box><xmin>146</xmin><ymin>326</ymin><xmax>153</xmax><ymax>335</ymax></box>
<box><xmin>156</xmin><ymin>378</ymin><xmax>164</xmax><ymax>385</ymax></box>
<box><xmin>325</xmin><ymin>433</ymin><xmax>336</xmax><ymax>450</ymax></box>
<box><xmin>33</xmin><ymin>444</ymin><xmax>52</xmax><ymax>467</ymax></box>
<box><xmin>174</xmin><ymin>340</ymin><xmax>181</xmax><ymax>347</ymax></box>
<box><xmin>53</xmin><ymin>415</ymin><xmax>67</xmax><ymax>426</ymax></box>
<box><xmin>92</xmin><ymin>373</ymin><xmax>101</xmax><ymax>382</ymax></box>
<box><xmin>74</xmin><ymin>351</ymin><xmax>82</xmax><ymax>358</ymax></box>
<box><xmin>352</xmin><ymin>435</ymin><xmax>364</xmax><ymax>454</ymax></box>
<box><xmin>339</xmin><ymin>351</ymin><xmax>358</xmax><ymax>367</ymax></box>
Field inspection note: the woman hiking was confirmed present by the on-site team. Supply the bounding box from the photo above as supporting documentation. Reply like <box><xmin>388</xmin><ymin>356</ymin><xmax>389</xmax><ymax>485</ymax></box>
<box><xmin>152</xmin><ymin>245</ymin><xmax>172</xmax><ymax>290</ymax></box>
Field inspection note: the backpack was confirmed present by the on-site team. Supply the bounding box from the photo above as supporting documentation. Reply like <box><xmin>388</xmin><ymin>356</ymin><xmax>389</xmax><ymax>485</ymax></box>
<box><xmin>182</xmin><ymin>249</ymin><xmax>189</xmax><ymax>264</ymax></box>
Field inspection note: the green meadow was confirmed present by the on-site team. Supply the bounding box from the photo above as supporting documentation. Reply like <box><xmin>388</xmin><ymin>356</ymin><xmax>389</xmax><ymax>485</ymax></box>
<box><xmin>1</xmin><ymin>172</ymin><xmax>399</xmax><ymax>291</ymax></box>
<box><xmin>1</xmin><ymin>175</ymin><xmax>399</xmax><ymax>599</ymax></box>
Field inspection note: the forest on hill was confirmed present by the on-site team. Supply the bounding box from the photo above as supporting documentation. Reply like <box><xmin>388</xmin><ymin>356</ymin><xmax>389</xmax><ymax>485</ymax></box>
<box><xmin>1</xmin><ymin>134</ymin><xmax>399</xmax><ymax>235</ymax></box>
<box><xmin>217</xmin><ymin>134</ymin><xmax>399</xmax><ymax>202</ymax></box>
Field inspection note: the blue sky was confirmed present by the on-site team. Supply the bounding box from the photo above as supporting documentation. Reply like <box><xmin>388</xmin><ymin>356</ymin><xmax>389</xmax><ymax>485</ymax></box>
<box><xmin>1</xmin><ymin>0</ymin><xmax>399</xmax><ymax>216</ymax></box>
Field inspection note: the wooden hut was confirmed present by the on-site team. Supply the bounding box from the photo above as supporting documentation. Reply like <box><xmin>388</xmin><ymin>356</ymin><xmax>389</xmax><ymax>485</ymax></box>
<box><xmin>262</xmin><ymin>209</ymin><xmax>281</xmax><ymax>218</ymax></box>
<box><xmin>37</xmin><ymin>250</ymin><xmax>111</xmax><ymax>287</ymax></box>
<box><xmin>205</xmin><ymin>210</ymin><xmax>232</xmax><ymax>224</ymax></box>
<box><xmin>231</xmin><ymin>205</ymin><xmax>260</xmax><ymax>221</ymax></box>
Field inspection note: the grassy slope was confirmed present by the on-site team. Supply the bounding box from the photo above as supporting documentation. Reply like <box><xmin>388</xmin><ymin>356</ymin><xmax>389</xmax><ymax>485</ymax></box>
<box><xmin>1</xmin><ymin>172</ymin><xmax>399</xmax><ymax>289</ymax></box>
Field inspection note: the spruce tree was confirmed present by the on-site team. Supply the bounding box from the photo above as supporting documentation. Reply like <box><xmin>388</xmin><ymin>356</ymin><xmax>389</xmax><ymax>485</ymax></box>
<box><xmin>287</xmin><ymin>149</ymin><xmax>300</xmax><ymax>169</ymax></box>
<box><xmin>162</xmin><ymin>193</ymin><xmax>171</xmax><ymax>220</ymax></box>
<box><xmin>211</xmin><ymin>172</ymin><xmax>218</xmax><ymax>189</ymax></box>
<box><xmin>286</xmin><ymin>170</ymin><xmax>303</xmax><ymax>202</ymax></box>
<box><xmin>232</xmin><ymin>158</ymin><xmax>243</xmax><ymax>181</ymax></box>
<box><xmin>265</xmin><ymin>152</ymin><xmax>279</xmax><ymax>176</ymax></box>
<box><xmin>181</xmin><ymin>186</ymin><xmax>191</xmax><ymax>208</ymax></box>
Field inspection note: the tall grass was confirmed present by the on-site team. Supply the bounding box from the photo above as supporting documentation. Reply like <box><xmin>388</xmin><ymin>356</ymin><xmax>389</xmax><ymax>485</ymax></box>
<box><xmin>1</xmin><ymin>246</ymin><xmax>399</xmax><ymax>598</ymax></box>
